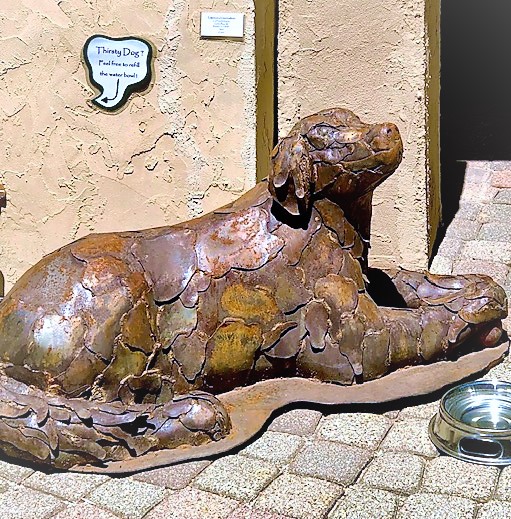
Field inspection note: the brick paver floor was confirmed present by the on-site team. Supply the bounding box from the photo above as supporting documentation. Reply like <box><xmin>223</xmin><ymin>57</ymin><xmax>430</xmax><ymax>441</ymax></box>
<box><xmin>1</xmin><ymin>161</ymin><xmax>511</xmax><ymax>518</ymax></box>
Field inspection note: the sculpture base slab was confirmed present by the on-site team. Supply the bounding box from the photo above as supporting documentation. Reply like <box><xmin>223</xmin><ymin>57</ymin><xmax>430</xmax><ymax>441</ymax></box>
<box><xmin>72</xmin><ymin>340</ymin><xmax>509</xmax><ymax>474</ymax></box>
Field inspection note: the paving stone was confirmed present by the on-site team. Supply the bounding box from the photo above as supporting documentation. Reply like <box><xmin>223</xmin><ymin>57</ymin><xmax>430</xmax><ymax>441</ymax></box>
<box><xmin>504</xmin><ymin>315</ymin><xmax>511</xmax><ymax>334</ymax></box>
<box><xmin>290</xmin><ymin>440</ymin><xmax>370</xmax><ymax>485</ymax></box>
<box><xmin>0</xmin><ymin>460</ymin><xmax>34</xmax><ymax>483</ymax></box>
<box><xmin>362</xmin><ymin>451</ymin><xmax>424</xmax><ymax>494</ymax></box>
<box><xmin>327</xmin><ymin>484</ymin><xmax>398</xmax><ymax>519</ymax></box>
<box><xmin>494</xmin><ymin>189</ymin><xmax>511</xmax><ymax>205</ymax></box>
<box><xmin>193</xmin><ymin>455</ymin><xmax>279</xmax><ymax>501</ymax></box>
<box><xmin>485</xmin><ymin>356</ymin><xmax>511</xmax><ymax>381</ymax></box>
<box><xmin>495</xmin><ymin>465</ymin><xmax>511</xmax><ymax>500</ymax></box>
<box><xmin>227</xmin><ymin>505</ymin><xmax>292</xmax><ymax>518</ymax></box>
<box><xmin>464</xmin><ymin>166</ymin><xmax>492</xmax><ymax>184</ymax></box>
<box><xmin>436</xmin><ymin>238</ymin><xmax>463</xmax><ymax>260</ymax></box>
<box><xmin>240</xmin><ymin>431</ymin><xmax>303</xmax><ymax>465</ymax></box>
<box><xmin>398</xmin><ymin>400</ymin><xmax>440</xmax><ymax>420</ymax></box>
<box><xmin>444</xmin><ymin>219</ymin><xmax>481</xmax><ymax>240</ymax></box>
<box><xmin>478</xmin><ymin>222</ymin><xmax>511</xmax><ymax>241</ymax></box>
<box><xmin>461</xmin><ymin>182</ymin><xmax>498</xmax><ymax>203</ymax></box>
<box><xmin>477</xmin><ymin>500</ymin><xmax>511</xmax><ymax>519</ymax></box>
<box><xmin>254</xmin><ymin>473</ymin><xmax>342</xmax><ymax>519</ymax></box>
<box><xmin>422</xmin><ymin>456</ymin><xmax>498</xmax><ymax>501</ymax></box>
<box><xmin>429</xmin><ymin>255</ymin><xmax>452</xmax><ymax>275</ymax></box>
<box><xmin>452</xmin><ymin>258</ymin><xmax>510</xmax><ymax>284</ymax></box>
<box><xmin>478</xmin><ymin>203</ymin><xmax>511</xmax><ymax>223</ymax></box>
<box><xmin>24</xmin><ymin>471</ymin><xmax>108</xmax><ymax>501</ymax></box>
<box><xmin>145</xmin><ymin>487</ymin><xmax>238</xmax><ymax>519</ymax></box>
<box><xmin>0</xmin><ymin>478</ymin><xmax>9</xmax><ymax>493</ymax></box>
<box><xmin>380</xmin><ymin>418</ymin><xmax>438</xmax><ymax>457</ymax></box>
<box><xmin>87</xmin><ymin>478</ymin><xmax>166</xmax><ymax>519</ymax></box>
<box><xmin>492</xmin><ymin>171</ymin><xmax>511</xmax><ymax>188</ymax></box>
<box><xmin>476</xmin><ymin>209</ymin><xmax>492</xmax><ymax>225</ymax></box>
<box><xmin>397</xmin><ymin>493</ymin><xmax>476</xmax><ymax>519</ymax></box>
<box><xmin>133</xmin><ymin>460</ymin><xmax>211</xmax><ymax>489</ymax></box>
<box><xmin>465</xmin><ymin>160</ymin><xmax>484</xmax><ymax>168</ymax></box>
<box><xmin>455</xmin><ymin>202</ymin><xmax>483</xmax><ymax>220</ymax></box>
<box><xmin>462</xmin><ymin>240</ymin><xmax>511</xmax><ymax>263</ymax></box>
<box><xmin>0</xmin><ymin>484</ymin><xmax>64</xmax><ymax>519</ymax></box>
<box><xmin>52</xmin><ymin>503</ymin><xmax>119</xmax><ymax>519</ymax></box>
<box><xmin>268</xmin><ymin>409</ymin><xmax>322</xmax><ymax>436</ymax></box>
<box><xmin>318</xmin><ymin>413</ymin><xmax>392</xmax><ymax>450</ymax></box>
<box><xmin>485</xmin><ymin>161</ymin><xmax>511</xmax><ymax>172</ymax></box>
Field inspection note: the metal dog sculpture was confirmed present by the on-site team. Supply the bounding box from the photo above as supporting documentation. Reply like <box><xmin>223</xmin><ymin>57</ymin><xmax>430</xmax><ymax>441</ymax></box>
<box><xmin>0</xmin><ymin>108</ymin><xmax>507</xmax><ymax>473</ymax></box>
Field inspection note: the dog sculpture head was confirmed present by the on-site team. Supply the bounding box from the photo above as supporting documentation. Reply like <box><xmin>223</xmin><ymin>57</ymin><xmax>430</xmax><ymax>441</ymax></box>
<box><xmin>270</xmin><ymin>108</ymin><xmax>403</xmax><ymax>215</ymax></box>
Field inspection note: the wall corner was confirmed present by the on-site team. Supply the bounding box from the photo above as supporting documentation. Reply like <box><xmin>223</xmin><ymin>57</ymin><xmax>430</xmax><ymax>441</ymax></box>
<box><xmin>425</xmin><ymin>0</ymin><xmax>442</xmax><ymax>258</ymax></box>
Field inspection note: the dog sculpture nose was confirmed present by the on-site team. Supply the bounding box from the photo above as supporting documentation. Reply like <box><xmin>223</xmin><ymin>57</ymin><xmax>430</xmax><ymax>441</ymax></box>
<box><xmin>366</xmin><ymin>123</ymin><xmax>401</xmax><ymax>151</ymax></box>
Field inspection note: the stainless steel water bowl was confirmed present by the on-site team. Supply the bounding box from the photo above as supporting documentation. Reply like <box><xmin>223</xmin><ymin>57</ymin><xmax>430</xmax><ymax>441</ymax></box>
<box><xmin>429</xmin><ymin>380</ymin><xmax>511</xmax><ymax>465</ymax></box>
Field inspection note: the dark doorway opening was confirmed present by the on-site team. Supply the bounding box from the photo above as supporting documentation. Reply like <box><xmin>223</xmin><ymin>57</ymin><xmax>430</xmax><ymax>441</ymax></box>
<box><xmin>440</xmin><ymin>0</ymin><xmax>511</xmax><ymax>229</ymax></box>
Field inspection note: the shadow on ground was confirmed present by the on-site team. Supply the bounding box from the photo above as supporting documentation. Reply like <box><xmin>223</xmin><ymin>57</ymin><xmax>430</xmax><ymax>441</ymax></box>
<box><xmin>439</xmin><ymin>0</ymin><xmax>511</xmax><ymax>249</ymax></box>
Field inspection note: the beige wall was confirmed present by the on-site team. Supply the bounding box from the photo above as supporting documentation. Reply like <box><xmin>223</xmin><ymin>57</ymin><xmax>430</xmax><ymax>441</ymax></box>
<box><xmin>0</xmin><ymin>0</ymin><xmax>440</xmax><ymax>290</ymax></box>
<box><xmin>0</xmin><ymin>0</ymin><xmax>266</xmax><ymax>291</ymax></box>
<box><xmin>278</xmin><ymin>0</ymin><xmax>441</xmax><ymax>270</ymax></box>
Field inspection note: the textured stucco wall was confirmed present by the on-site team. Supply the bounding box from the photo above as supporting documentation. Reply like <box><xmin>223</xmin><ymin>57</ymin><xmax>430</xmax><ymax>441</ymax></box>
<box><xmin>278</xmin><ymin>0</ymin><xmax>441</xmax><ymax>270</ymax></box>
<box><xmin>0</xmin><ymin>0</ymin><xmax>260</xmax><ymax>291</ymax></box>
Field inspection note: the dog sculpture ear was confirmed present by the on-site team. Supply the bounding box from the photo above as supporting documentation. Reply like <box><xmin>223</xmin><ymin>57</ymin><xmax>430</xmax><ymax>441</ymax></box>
<box><xmin>269</xmin><ymin>133</ymin><xmax>316</xmax><ymax>216</ymax></box>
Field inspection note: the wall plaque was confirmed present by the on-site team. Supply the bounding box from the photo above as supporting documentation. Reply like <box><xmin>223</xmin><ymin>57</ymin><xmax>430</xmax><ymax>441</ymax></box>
<box><xmin>200</xmin><ymin>12</ymin><xmax>245</xmax><ymax>39</ymax></box>
<box><xmin>83</xmin><ymin>35</ymin><xmax>154</xmax><ymax>112</ymax></box>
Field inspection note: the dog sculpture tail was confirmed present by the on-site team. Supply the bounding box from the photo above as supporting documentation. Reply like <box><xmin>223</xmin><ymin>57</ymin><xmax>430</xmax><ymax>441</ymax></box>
<box><xmin>0</xmin><ymin>375</ymin><xmax>230</xmax><ymax>469</ymax></box>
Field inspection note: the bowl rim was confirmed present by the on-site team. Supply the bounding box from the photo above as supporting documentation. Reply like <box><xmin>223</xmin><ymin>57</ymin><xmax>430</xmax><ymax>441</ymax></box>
<box><xmin>440</xmin><ymin>379</ymin><xmax>511</xmax><ymax>434</ymax></box>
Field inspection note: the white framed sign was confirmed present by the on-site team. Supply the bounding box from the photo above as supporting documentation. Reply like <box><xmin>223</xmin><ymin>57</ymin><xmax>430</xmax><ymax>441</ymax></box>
<box><xmin>200</xmin><ymin>12</ymin><xmax>245</xmax><ymax>39</ymax></box>
<box><xmin>83</xmin><ymin>35</ymin><xmax>154</xmax><ymax>112</ymax></box>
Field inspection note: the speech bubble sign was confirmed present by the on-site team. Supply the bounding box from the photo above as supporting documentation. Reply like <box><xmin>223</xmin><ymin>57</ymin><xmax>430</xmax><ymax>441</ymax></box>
<box><xmin>83</xmin><ymin>35</ymin><xmax>154</xmax><ymax>112</ymax></box>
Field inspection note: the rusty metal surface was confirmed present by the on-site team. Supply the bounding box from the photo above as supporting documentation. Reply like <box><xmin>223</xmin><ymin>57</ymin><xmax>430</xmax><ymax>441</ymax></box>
<box><xmin>0</xmin><ymin>107</ymin><xmax>507</xmax><ymax>472</ymax></box>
